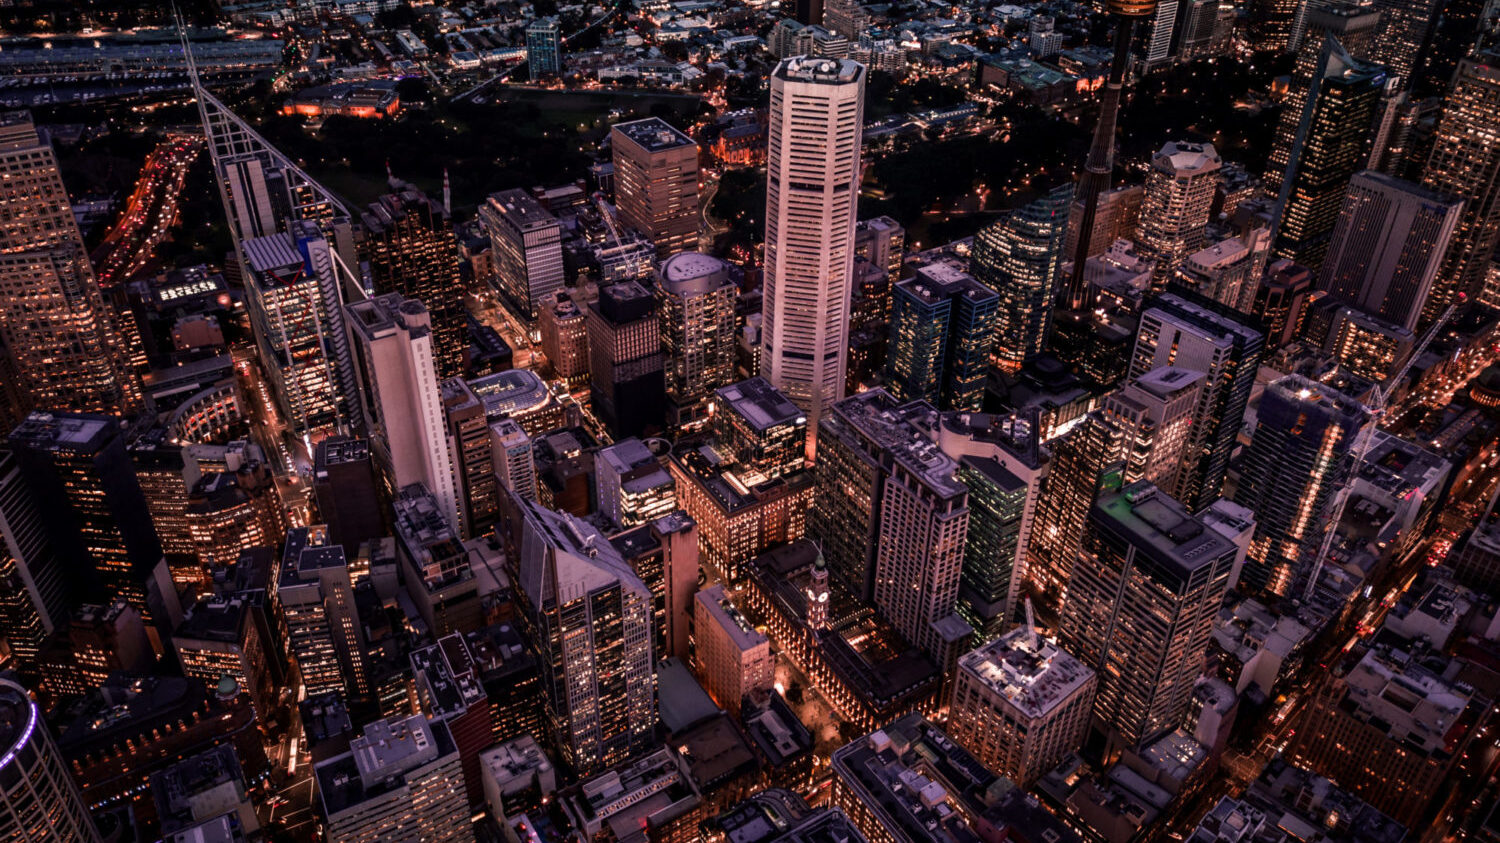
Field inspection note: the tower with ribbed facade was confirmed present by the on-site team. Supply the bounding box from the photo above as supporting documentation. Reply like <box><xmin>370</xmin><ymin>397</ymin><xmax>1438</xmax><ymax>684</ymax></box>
<box><xmin>0</xmin><ymin>678</ymin><xmax>101</xmax><ymax>841</ymax></box>
<box><xmin>760</xmin><ymin>57</ymin><xmax>865</xmax><ymax>460</ymax></box>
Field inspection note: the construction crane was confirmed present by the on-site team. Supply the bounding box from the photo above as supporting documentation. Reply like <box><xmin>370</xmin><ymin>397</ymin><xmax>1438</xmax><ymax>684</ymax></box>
<box><xmin>591</xmin><ymin>191</ymin><xmax>653</xmax><ymax>281</ymax></box>
<box><xmin>1301</xmin><ymin>300</ymin><xmax>1459</xmax><ymax>602</ymax></box>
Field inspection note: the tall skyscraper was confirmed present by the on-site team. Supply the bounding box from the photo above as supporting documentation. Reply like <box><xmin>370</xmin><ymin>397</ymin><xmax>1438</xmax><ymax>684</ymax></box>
<box><xmin>360</xmin><ymin>188</ymin><xmax>468</xmax><ymax>379</ymax></box>
<box><xmin>1136</xmin><ymin>141</ymin><xmax>1222</xmax><ymax>284</ymax></box>
<box><xmin>0</xmin><ymin>112</ymin><xmax>137</xmax><ymax>420</ymax></box>
<box><xmin>346</xmin><ymin>293</ymin><xmax>460</xmax><ymax>533</ymax></box>
<box><xmin>611</xmin><ymin>118</ymin><xmax>701</xmax><ymax>259</ymax></box>
<box><xmin>1130</xmin><ymin>292</ymin><xmax>1264</xmax><ymax>511</ymax></box>
<box><xmin>0</xmin><ymin>678</ymin><xmax>101</xmax><ymax>842</ymax></box>
<box><xmin>760</xmin><ymin>57</ymin><xmax>866</xmax><ymax>458</ymax></box>
<box><xmin>1370</xmin><ymin>0</ymin><xmax>1441</xmax><ymax>85</ymax></box>
<box><xmin>274</xmin><ymin>524</ymin><xmax>369</xmax><ymax>703</ymax></box>
<box><xmin>441</xmin><ymin>378</ymin><xmax>497</xmax><ymax>538</ymax></box>
<box><xmin>512</xmin><ymin>493</ymin><xmax>656</xmax><ymax>776</ymax></box>
<box><xmin>1422</xmin><ymin>49</ymin><xmax>1500</xmax><ymax>316</ymax></box>
<box><xmin>709</xmin><ymin>376</ymin><xmax>808</xmax><ymax>480</ymax></box>
<box><xmin>656</xmin><ymin>252</ymin><xmax>737</xmax><ymax>429</ymax></box>
<box><xmin>0</xmin><ymin>451</ymin><xmax>65</xmax><ymax>670</ymax></box>
<box><xmin>312</xmin><ymin>436</ymin><xmax>384</xmax><ymax>557</ymax></box>
<box><xmin>480</xmin><ymin>189</ymin><xmax>565</xmax><ymax>323</ymax></box>
<box><xmin>954</xmin><ymin>455</ymin><xmax>1028</xmax><ymax>640</ymax></box>
<box><xmin>970</xmin><ymin>186</ymin><xmax>1072</xmax><ymax>372</ymax></box>
<box><xmin>1234</xmin><ymin>374</ymin><xmax>1367</xmax><ymax>597</ymax></box>
<box><xmin>1103</xmin><ymin>366</ymin><xmax>1206</xmax><ymax>495</ymax></box>
<box><xmin>1139</xmin><ymin>0</ymin><xmax>1182</xmax><ymax>69</ymax></box>
<box><xmin>490</xmin><ymin>418</ymin><xmax>536</xmax><ymax>502</ymax></box>
<box><xmin>1271</xmin><ymin>39</ymin><xmax>1387</xmax><ymax>270</ymax></box>
<box><xmin>525</xmin><ymin>18</ymin><xmax>562</xmax><ymax>76</ymax></box>
<box><xmin>1246</xmin><ymin>0</ymin><xmax>1298</xmax><ymax>51</ymax></box>
<box><xmin>885</xmin><ymin>262</ymin><xmax>999</xmax><ymax>411</ymax></box>
<box><xmin>814</xmin><ymin>390</ymin><xmax>973</xmax><ymax>675</ymax></box>
<box><xmin>241</xmin><ymin>220</ymin><xmax>363</xmax><ymax>440</ymax></box>
<box><xmin>1059</xmin><ymin>482</ymin><xmax>1236</xmax><ymax>754</ymax></box>
<box><xmin>8</xmin><ymin>413</ymin><xmax>163</xmax><ymax>624</ymax></box>
<box><xmin>1319</xmin><ymin>171</ymin><xmax>1462</xmax><ymax>331</ymax></box>
<box><xmin>1025</xmin><ymin>411</ymin><xmax>1124</xmax><ymax>600</ymax></box>
<box><xmin>1265</xmin><ymin>4</ymin><xmax>1380</xmax><ymax>193</ymax></box>
<box><xmin>587</xmin><ymin>280</ymin><xmax>666</xmax><ymax>438</ymax></box>
<box><xmin>596</xmin><ymin>438</ymin><xmax>677</xmax><ymax>529</ymax></box>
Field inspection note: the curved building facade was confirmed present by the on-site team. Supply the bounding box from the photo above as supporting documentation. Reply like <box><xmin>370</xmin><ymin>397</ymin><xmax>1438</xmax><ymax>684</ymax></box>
<box><xmin>0</xmin><ymin>679</ymin><xmax>99</xmax><ymax>841</ymax></box>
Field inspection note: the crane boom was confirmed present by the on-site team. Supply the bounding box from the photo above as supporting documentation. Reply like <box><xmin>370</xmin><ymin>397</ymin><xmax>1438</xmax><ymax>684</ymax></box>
<box><xmin>1300</xmin><ymin>302</ymin><xmax>1458</xmax><ymax>602</ymax></box>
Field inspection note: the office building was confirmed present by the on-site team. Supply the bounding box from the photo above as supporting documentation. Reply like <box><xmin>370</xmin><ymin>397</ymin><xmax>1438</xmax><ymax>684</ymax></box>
<box><xmin>312</xmin><ymin>437</ymin><xmax>383</xmax><ymax>557</ymax></box>
<box><xmin>8</xmin><ymin>412</ymin><xmax>163</xmax><ymax>623</ymax></box>
<box><xmin>1059</xmin><ymin>483</ymin><xmax>1236</xmax><ymax>753</ymax></box>
<box><xmin>1026</xmin><ymin>411</ymin><xmax>1123</xmax><ymax>599</ymax></box>
<box><xmin>694</xmin><ymin>583</ymin><xmax>774</xmax><ymax>717</ymax></box>
<box><xmin>394</xmin><ymin>484</ymin><xmax>481</xmax><ymax>636</ymax></box>
<box><xmin>151</xmin><ymin>744</ymin><xmax>258</xmax><ymax>838</ymax></box>
<box><xmin>315</xmin><ymin>713</ymin><xmax>469</xmax><ymax>841</ymax></box>
<box><xmin>1136</xmin><ymin>142</ymin><xmax>1222</xmax><ymax>283</ymax></box>
<box><xmin>668</xmin><ymin>441</ymin><xmax>816</xmax><ymax>583</ymax></box>
<box><xmin>409</xmin><ymin>634</ymin><xmax>494</xmax><ymax>808</ymax></box>
<box><xmin>0</xmin><ymin>450</ymin><xmax>65</xmax><ymax>669</ymax></box>
<box><xmin>468</xmin><ymin>368</ymin><xmax>569</xmax><ymax>436</ymax></box>
<box><xmin>361</xmin><ymin>187</ymin><xmax>467</xmax><ymax>378</ymax></box>
<box><xmin>1175</xmin><ymin>228</ymin><xmax>1271</xmax><ymax>312</ymax></box>
<box><xmin>1322</xmin><ymin>305</ymin><xmax>1415</xmax><ymax>382</ymax></box>
<box><xmin>588</xmin><ymin>280</ymin><xmax>666</xmax><ymax>437</ymax></box>
<box><xmin>656</xmin><ymin>252</ymin><xmax>738</xmax><ymax>429</ymax></box>
<box><xmin>173</xmin><ymin>595</ymin><xmax>276</xmax><ymax>719</ymax></box>
<box><xmin>710</xmin><ymin>377</ymin><xmax>808</xmax><ymax>481</ymax></box>
<box><xmin>512</xmin><ymin>494</ymin><xmax>656</xmax><ymax>776</ymax></box>
<box><xmin>68</xmin><ymin>599</ymin><xmax>152</xmax><ymax>691</ymax></box>
<box><xmin>441</xmin><ymin>378</ymin><xmax>497</xmax><ymax>538</ymax></box>
<box><xmin>539</xmin><ymin>291</ymin><xmax>590</xmax><ymax>386</ymax></box>
<box><xmin>274</xmin><ymin>525</ymin><xmax>369</xmax><ymax>702</ymax></box>
<box><xmin>1103</xmin><ymin>366</ymin><xmax>1205</xmax><ymax>495</ymax></box>
<box><xmin>1130</xmin><ymin>292</ymin><xmax>1264</xmax><ymax>511</ymax></box>
<box><xmin>1271</xmin><ymin>40</ymin><xmax>1387</xmax><ymax>270</ymax></box>
<box><xmin>0</xmin><ymin>678</ymin><xmax>101</xmax><ymax>842</ymax></box>
<box><xmin>885</xmin><ymin>262</ymin><xmax>999</xmax><ymax>411</ymax></box>
<box><xmin>953</xmin><ymin>455</ymin><xmax>1028</xmax><ymax>641</ymax></box>
<box><xmin>1266</xmin><ymin>3</ymin><xmax>1381</xmax><ymax>195</ymax></box>
<box><xmin>1370</xmin><ymin>0</ymin><xmax>1440</xmax><ymax>85</ymax></box>
<box><xmin>612</xmin><ymin>118</ymin><xmax>701</xmax><ymax>258</ymax></box>
<box><xmin>491</xmin><ymin>418</ymin><xmax>537</xmax><ymax>502</ymax></box>
<box><xmin>0</xmin><ymin>111</ymin><xmax>137</xmax><ymax>421</ymax></box>
<box><xmin>1319</xmin><ymin>171</ymin><xmax>1461</xmax><ymax>331</ymax></box>
<box><xmin>854</xmin><ymin>215</ymin><xmax>905</xmax><ymax>278</ymax></box>
<box><xmin>346</xmin><ymin>293</ymin><xmax>461</xmax><ymax>533</ymax></box>
<box><xmin>525</xmin><ymin>18</ymin><xmax>562</xmax><ymax>76</ymax></box>
<box><xmin>1421</xmin><ymin>50</ymin><xmax>1500</xmax><ymax>315</ymax></box>
<box><xmin>241</xmin><ymin>221</ymin><xmax>362</xmax><ymax>439</ymax></box>
<box><xmin>1235</xmin><ymin>375</ymin><xmax>1367</xmax><ymax>597</ymax></box>
<box><xmin>1287</xmin><ymin>637</ymin><xmax>1490</xmax><ymax>827</ymax></box>
<box><xmin>813</xmin><ymin>390</ymin><xmax>972</xmax><ymax>675</ymax></box>
<box><xmin>479</xmin><ymin>736</ymin><xmax>556</xmax><ymax>825</ymax></box>
<box><xmin>481</xmin><ymin>189</ymin><xmax>565</xmax><ymax>322</ymax></box>
<box><xmin>1064</xmin><ymin>183</ymin><xmax>1143</xmax><ymax>267</ymax></box>
<box><xmin>610</xmin><ymin>511</ymin><xmax>699</xmax><ymax>661</ymax></box>
<box><xmin>760</xmin><ymin>57</ymin><xmax>866</xmax><ymax>458</ymax></box>
<box><xmin>597</xmin><ymin>438</ymin><xmax>676</xmax><ymax>529</ymax></box>
<box><xmin>831</xmin><ymin>715</ymin><xmax>1075</xmax><ymax>843</ymax></box>
<box><xmin>971</xmin><ymin>186</ymin><xmax>1071</xmax><ymax>372</ymax></box>
<box><xmin>949</xmin><ymin>625</ymin><xmax>1097</xmax><ymax>785</ymax></box>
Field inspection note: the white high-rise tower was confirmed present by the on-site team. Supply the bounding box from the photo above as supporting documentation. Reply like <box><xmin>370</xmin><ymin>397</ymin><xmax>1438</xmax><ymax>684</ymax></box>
<box><xmin>760</xmin><ymin>56</ymin><xmax>865</xmax><ymax>459</ymax></box>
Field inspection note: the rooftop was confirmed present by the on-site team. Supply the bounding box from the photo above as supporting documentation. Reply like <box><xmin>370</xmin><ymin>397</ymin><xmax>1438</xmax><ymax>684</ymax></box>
<box><xmin>1093</xmin><ymin>482</ymin><xmax>1236</xmax><ymax>584</ymax></box>
<box><xmin>9</xmin><ymin>411</ymin><xmax>114</xmax><ymax>452</ymax></box>
<box><xmin>716</xmin><ymin>377</ymin><xmax>804</xmax><ymax>433</ymax></box>
<box><xmin>958</xmin><ymin>626</ymin><xmax>1095</xmax><ymax>719</ymax></box>
<box><xmin>469</xmin><ymin>369</ymin><xmax>553</xmax><ymax>418</ymax></box>
<box><xmin>315</xmin><ymin>714</ymin><xmax>458</xmax><ymax>817</ymax></box>
<box><xmin>775</xmin><ymin>56</ymin><xmax>864</xmax><ymax>84</ymax></box>
<box><xmin>696</xmin><ymin>584</ymin><xmax>769</xmax><ymax>653</ymax></box>
<box><xmin>613</xmin><ymin>116</ymin><xmax>696</xmax><ymax>153</ymax></box>
<box><xmin>828</xmin><ymin>390</ymin><xmax>965</xmax><ymax>498</ymax></box>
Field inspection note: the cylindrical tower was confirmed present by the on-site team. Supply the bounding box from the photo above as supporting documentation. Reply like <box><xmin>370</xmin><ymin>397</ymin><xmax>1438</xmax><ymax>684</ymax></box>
<box><xmin>0</xmin><ymin>678</ymin><xmax>101</xmax><ymax>842</ymax></box>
